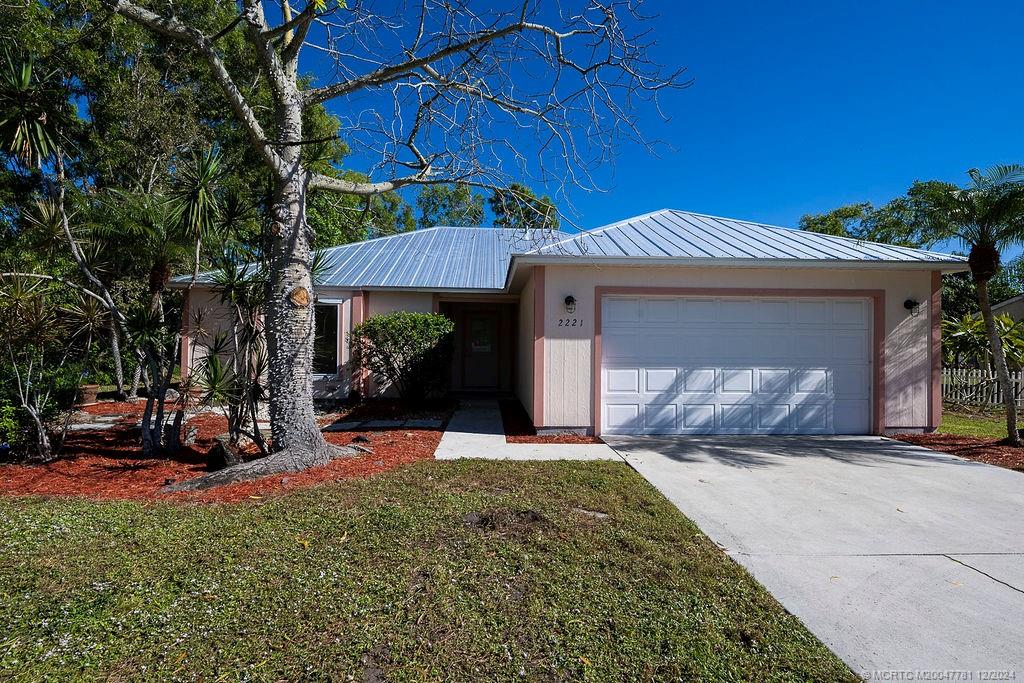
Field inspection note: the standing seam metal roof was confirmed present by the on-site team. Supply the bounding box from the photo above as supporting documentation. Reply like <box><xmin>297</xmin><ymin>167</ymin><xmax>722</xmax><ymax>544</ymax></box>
<box><xmin>175</xmin><ymin>208</ymin><xmax>966</xmax><ymax>290</ymax></box>
<box><xmin>316</xmin><ymin>226</ymin><xmax>572</xmax><ymax>290</ymax></box>
<box><xmin>527</xmin><ymin>209</ymin><xmax>965</xmax><ymax>263</ymax></box>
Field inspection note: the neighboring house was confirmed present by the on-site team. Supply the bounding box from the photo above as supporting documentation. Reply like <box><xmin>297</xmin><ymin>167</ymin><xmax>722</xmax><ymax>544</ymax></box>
<box><xmin>992</xmin><ymin>294</ymin><xmax>1024</xmax><ymax>322</ymax></box>
<box><xmin>172</xmin><ymin>209</ymin><xmax>967</xmax><ymax>436</ymax></box>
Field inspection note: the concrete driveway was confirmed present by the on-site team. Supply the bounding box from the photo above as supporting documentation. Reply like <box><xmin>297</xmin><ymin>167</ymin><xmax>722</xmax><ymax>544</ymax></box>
<box><xmin>605</xmin><ymin>435</ymin><xmax>1024</xmax><ymax>677</ymax></box>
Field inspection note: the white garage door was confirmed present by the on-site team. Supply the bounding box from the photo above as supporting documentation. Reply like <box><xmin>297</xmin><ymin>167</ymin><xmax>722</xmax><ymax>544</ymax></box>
<box><xmin>600</xmin><ymin>296</ymin><xmax>872</xmax><ymax>435</ymax></box>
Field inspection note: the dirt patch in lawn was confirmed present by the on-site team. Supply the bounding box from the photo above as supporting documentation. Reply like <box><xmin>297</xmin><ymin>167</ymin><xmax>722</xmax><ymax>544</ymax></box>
<box><xmin>893</xmin><ymin>432</ymin><xmax>1024</xmax><ymax>472</ymax></box>
<box><xmin>0</xmin><ymin>402</ymin><xmax>445</xmax><ymax>503</ymax></box>
<box><xmin>498</xmin><ymin>399</ymin><xmax>603</xmax><ymax>444</ymax></box>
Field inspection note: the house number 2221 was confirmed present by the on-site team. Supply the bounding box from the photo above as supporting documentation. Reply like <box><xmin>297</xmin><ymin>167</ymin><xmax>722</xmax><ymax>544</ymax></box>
<box><xmin>558</xmin><ymin>318</ymin><xmax>584</xmax><ymax>327</ymax></box>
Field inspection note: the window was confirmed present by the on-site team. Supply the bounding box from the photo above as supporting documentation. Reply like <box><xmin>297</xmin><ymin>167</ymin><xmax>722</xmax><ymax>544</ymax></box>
<box><xmin>312</xmin><ymin>304</ymin><xmax>339</xmax><ymax>375</ymax></box>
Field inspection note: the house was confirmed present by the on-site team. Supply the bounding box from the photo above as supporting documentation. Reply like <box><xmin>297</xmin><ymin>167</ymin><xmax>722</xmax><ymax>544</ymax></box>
<box><xmin>175</xmin><ymin>209</ymin><xmax>968</xmax><ymax>436</ymax></box>
<box><xmin>992</xmin><ymin>293</ymin><xmax>1024</xmax><ymax>322</ymax></box>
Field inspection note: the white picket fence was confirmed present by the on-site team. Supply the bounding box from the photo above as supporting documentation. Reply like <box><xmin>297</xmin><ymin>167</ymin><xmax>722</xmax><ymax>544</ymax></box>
<box><xmin>943</xmin><ymin>368</ymin><xmax>1024</xmax><ymax>407</ymax></box>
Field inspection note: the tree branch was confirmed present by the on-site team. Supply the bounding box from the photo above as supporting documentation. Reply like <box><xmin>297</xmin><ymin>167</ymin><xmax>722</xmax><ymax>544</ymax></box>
<box><xmin>105</xmin><ymin>0</ymin><xmax>287</xmax><ymax>176</ymax></box>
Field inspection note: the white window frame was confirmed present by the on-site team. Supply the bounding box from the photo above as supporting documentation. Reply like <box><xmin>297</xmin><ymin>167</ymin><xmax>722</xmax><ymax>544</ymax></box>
<box><xmin>312</xmin><ymin>298</ymin><xmax>347</xmax><ymax>379</ymax></box>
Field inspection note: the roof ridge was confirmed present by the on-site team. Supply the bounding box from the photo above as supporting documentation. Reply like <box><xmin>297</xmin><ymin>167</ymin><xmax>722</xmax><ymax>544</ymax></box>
<box><xmin>524</xmin><ymin>208</ymin><xmax>674</xmax><ymax>254</ymax></box>
<box><xmin>667</xmin><ymin>209</ymin><xmax>957</xmax><ymax>258</ymax></box>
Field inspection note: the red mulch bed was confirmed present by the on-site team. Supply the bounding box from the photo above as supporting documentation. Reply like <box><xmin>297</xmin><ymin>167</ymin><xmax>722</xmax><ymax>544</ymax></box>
<box><xmin>0</xmin><ymin>400</ymin><xmax>446</xmax><ymax>504</ymax></box>
<box><xmin>499</xmin><ymin>399</ymin><xmax>603</xmax><ymax>444</ymax></box>
<box><xmin>893</xmin><ymin>432</ymin><xmax>1024</xmax><ymax>472</ymax></box>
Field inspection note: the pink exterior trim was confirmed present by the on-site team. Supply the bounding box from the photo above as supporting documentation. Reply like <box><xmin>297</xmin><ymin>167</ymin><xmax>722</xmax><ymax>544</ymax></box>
<box><xmin>179</xmin><ymin>290</ymin><xmax>191</xmax><ymax>379</ymax></box>
<box><xmin>533</xmin><ymin>267</ymin><xmax>546</xmax><ymax>427</ymax></box>
<box><xmin>351</xmin><ymin>291</ymin><xmax>369</xmax><ymax>394</ymax></box>
<box><xmin>591</xmin><ymin>286</ymin><xmax>887</xmax><ymax>436</ymax></box>
<box><xmin>929</xmin><ymin>271</ymin><xmax>943</xmax><ymax>429</ymax></box>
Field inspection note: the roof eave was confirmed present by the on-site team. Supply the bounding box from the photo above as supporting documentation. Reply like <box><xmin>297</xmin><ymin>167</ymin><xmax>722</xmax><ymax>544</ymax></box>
<box><xmin>505</xmin><ymin>254</ymin><xmax>969</xmax><ymax>286</ymax></box>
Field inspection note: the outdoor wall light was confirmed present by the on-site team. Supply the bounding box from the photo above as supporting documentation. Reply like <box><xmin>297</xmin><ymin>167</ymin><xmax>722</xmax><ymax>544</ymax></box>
<box><xmin>904</xmin><ymin>298</ymin><xmax>920</xmax><ymax>315</ymax></box>
<box><xmin>564</xmin><ymin>295</ymin><xmax>577</xmax><ymax>314</ymax></box>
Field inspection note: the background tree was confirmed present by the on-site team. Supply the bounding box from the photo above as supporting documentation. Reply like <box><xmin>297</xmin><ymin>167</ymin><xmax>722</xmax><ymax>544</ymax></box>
<box><xmin>489</xmin><ymin>183</ymin><xmax>559</xmax><ymax>232</ymax></box>
<box><xmin>917</xmin><ymin>166</ymin><xmax>1024</xmax><ymax>445</ymax></box>
<box><xmin>416</xmin><ymin>184</ymin><xmax>485</xmax><ymax>229</ymax></box>
<box><xmin>98</xmin><ymin>0</ymin><xmax>684</xmax><ymax>487</ymax></box>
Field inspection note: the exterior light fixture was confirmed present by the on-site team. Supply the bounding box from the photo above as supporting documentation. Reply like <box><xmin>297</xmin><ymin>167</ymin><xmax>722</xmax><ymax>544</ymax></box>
<box><xmin>904</xmin><ymin>298</ymin><xmax>920</xmax><ymax>315</ymax></box>
<box><xmin>564</xmin><ymin>295</ymin><xmax>577</xmax><ymax>314</ymax></box>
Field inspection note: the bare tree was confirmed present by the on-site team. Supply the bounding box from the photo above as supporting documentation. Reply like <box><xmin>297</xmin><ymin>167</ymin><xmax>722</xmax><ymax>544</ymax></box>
<box><xmin>103</xmin><ymin>0</ymin><xmax>686</xmax><ymax>488</ymax></box>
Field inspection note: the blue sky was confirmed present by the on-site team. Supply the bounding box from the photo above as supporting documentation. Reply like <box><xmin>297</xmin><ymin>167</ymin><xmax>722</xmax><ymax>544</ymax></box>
<box><xmin>317</xmin><ymin>1</ymin><xmax>1024</xmax><ymax>247</ymax></box>
<box><xmin>574</xmin><ymin>0</ymin><xmax>1024</xmax><ymax>236</ymax></box>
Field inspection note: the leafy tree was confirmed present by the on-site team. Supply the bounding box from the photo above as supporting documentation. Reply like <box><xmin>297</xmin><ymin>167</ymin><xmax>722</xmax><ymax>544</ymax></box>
<box><xmin>489</xmin><ymin>183</ymin><xmax>559</xmax><ymax>232</ymax></box>
<box><xmin>942</xmin><ymin>260</ymin><xmax>1024</xmax><ymax>320</ymax></box>
<box><xmin>349</xmin><ymin>312</ymin><xmax>455</xmax><ymax>403</ymax></box>
<box><xmin>309</xmin><ymin>177</ymin><xmax>414</xmax><ymax>248</ymax></box>
<box><xmin>917</xmin><ymin>165</ymin><xmax>1024</xmax><ymax>445</ymax></box>
<box><xmin>95</xmin><ymin>0</ymin><xmax>679</xmax><ymax>487</ymax></box>
<box><xmin>798</xmin><ymin>185</ymin><xmax>950</xmax><ymax>248</ymax></box>
<box><xmin>416</xmin><ymin>184</ymin><xmax>485</xmax><ymax>229</ymax></box>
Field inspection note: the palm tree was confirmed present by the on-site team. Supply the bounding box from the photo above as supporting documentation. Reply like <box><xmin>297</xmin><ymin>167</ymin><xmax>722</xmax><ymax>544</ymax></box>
<box><xmin>924</xmin><ymin>165</ymin><xmax>1024</xmax><ymax>445</ymax></box>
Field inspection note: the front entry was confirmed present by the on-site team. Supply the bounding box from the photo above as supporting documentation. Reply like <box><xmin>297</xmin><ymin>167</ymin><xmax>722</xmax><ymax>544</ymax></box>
<box><xmin>441</xmin><ymin>302</ymin><xmax>515</xmax><ymax>393</ymax></box>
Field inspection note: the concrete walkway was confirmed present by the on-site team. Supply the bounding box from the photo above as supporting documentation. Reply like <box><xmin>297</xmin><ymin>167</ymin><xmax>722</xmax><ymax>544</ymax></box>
<box><xmin>434</xmin><ymin>401</ymin><xmax>619</xmax><ymax>460</ymax></box>
<box><xmin>606</xmin><ymin>435</ymin><xmax>1024</xmax><ymax>676</ymax></box>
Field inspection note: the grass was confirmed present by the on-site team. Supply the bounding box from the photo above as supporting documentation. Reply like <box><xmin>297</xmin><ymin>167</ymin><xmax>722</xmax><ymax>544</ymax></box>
<box><xmin>939</xmin><ymin>409</ymin><xmax>1007</xmax><ymax>439</ymax></box>
<box><xmin>0</xmin><ymin>460</ymin><xmax>853</xmax><ymax>682</ymax></box>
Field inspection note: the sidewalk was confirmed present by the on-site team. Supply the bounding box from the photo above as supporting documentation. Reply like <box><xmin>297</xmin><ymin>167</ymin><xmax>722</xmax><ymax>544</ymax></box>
<box><xmin>434</xmin><ymin>400</ymin><xmax>619</xmax><ymax>461</ymax></box>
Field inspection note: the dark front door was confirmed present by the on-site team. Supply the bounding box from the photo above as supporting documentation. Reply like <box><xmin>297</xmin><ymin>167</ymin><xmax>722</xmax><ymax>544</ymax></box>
<box><xmin>461</xmin><ymin>311</ymin><xmax>500</xmax><ymax>390</ymax></box>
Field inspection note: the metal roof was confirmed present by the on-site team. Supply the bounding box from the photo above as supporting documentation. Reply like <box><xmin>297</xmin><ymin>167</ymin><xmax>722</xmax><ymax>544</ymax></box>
<box><xmin>174</xmin><ymin>209</ymin><xmax>966</xmax><ymax>291</ymax></box>
<box><xmin>524</xmin><ymin>209</ymin><xmax>967</xmax><ymax>264</ymax></box>
<box><xmin>315</xmin><ymin>227</ymin><xmax>571</xmax><ymax>290</ymax></box>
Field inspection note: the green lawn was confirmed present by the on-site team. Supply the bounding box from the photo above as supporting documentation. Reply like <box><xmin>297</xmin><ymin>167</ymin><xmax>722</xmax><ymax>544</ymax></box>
<box><xmin>0</xmin><ymin>460</ymin><xmax>852</xmax><ymax>682</ymax></box>
<box><xmin>939</xmin><ymin>409</ymin><xmax>1007</xmax><ymax>439</ymax></box>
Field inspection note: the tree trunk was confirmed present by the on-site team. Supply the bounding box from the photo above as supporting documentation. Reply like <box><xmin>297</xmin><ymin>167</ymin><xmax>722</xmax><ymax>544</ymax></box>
<box><xmin>163</xmin><ymin>101</ymin><xmax>352</xmax><ymax>493</ymax></box>
<box><xmin>110</xmin><ymin>320</ymin><xmax>126</xmax><ymax>400</ymax></box>
<box><xmin>977</xmin><ymin>279</ymin><xmax>1021</xmax><ymax>445</ymax></box>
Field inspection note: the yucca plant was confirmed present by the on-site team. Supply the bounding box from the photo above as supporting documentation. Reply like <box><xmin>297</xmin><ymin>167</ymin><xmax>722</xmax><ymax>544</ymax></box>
<box><xmin>190</xmin><ymin>252</ymin><xmax>270</xmax><ymax>457</ymax></box>
<box><xmin>0</xmin><ymin>50</ymin><xmax>61</xmax><ymax>168</ymax></box>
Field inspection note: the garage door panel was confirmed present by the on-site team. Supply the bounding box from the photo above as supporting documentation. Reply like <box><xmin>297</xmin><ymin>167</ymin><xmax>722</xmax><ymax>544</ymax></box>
<box><xmin>644</xmin><ymin>368</ymin><xmax>678</xmax><ymax>393</ymax></box>
<box><xmin>606</xmin><ymin>368</ymin><xmax>640</xmax><ymax>393</ymax></box>
<box><xmin>606</xmin><ymin>404</ymin><xmax>640</xmax><ymax>431</ymax></box>
<box><xmin>793</xmin><ymin>403</ymin><xmax>829</xmax><ymax>430</ymax></box>
<box><xmin>834</xmin><ymin>366</ymin><xmax>870</xmax><ymax>396</ymax></box>
<box><xmin>602</xmin><ymin>332</ymin><xmax>637</xmax><ymax>359</ymax></box>
<box><xmin>722</xmin><ymin>368</ymin><xmax>754</xmax><ymax>393</ymax></box>
<box><xmin>833</xmin><ymin>299</ymin><xmax>868</xmax><ymax>325</ymax></box>
<box><xmin>758</xmin><ymin>404</ymin><xmax>790</xmax><ymax>430</ymax></box>
<box><xmin>802</xmin><ymin>334</ymin><xmax>830</xmax><ymax>359</ymax></box>
<box><xmin>794</xmin><ymin>300</ymin><xmax>830</xmax><ymax>324</ymax></box>
<box><xmin>683</xmin><ymin>368</ymin><xmax>716</xmax><ymax>392</ymax></box>
<box><xmin>757</xmin><ymin>300</ymin><xmax>791</xmax><ymax>323</ymax></box>
<box><xmin>721</xmin><ymin>404</ymin><xmax>755</xmax><ymax>429</ymax></box>
<box><xmin>759</xmin><ymin>369</ymin><xmax>791</xmax><ymax>393</ymax></box>
<box><xmin>605</xmin><ymin>298</ymin><xmax>640</xmax><ymax>323</ymax></box>
<box><xmin>834</xmin><ymin>332</ymin><xmax>869</xmax><ymax>360</ymax></box>
<box><xmin>794</xmin><ymin>369</ymin><xmax>829</xmax><ymax>394</ymax></box>
<box><xmin>835</xmin><ymin>400</ymin><xmax>870</xmax><ymax>433</ymax></box>
<box><xmin>644</xmin><ymin>404</ymin><xmax>677</xmax><ymax>431</ymax></box>
<box><xmin>644</xmin><ymin>298</ymin><xmax>679</xmax><ymax>322</ymax></box>
<box><xmin>680</xmin><ymin>299</ymin><xmax>718</xmax><ymax>321</ymax></box>
<box><xmin>720</xmin><ymin>299</ymin><xmax>759</xmax><ymax>322</ymax></box>
<box><xmin>601</xmin><ymin>295</ymin><xmax>872</xmax><ymax>435</ymax></box>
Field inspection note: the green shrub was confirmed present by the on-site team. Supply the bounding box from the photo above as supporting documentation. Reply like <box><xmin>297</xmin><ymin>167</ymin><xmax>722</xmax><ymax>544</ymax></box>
<box><xmin>0</xmin><ymin>402</ymin><xmax>19</xmax><ymax>447</ymax></box>
<box><xmin>349</xmin><ymin>312</ymin><xmax>454</xmax><ymax>402</ymax></box>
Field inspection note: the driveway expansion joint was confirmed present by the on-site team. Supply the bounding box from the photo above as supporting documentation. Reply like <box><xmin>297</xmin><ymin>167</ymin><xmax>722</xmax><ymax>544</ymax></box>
<box><xmin>944</xmin><ymin>554</ymin><xmax>1024</xmax><ymax>595</ymax></box>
